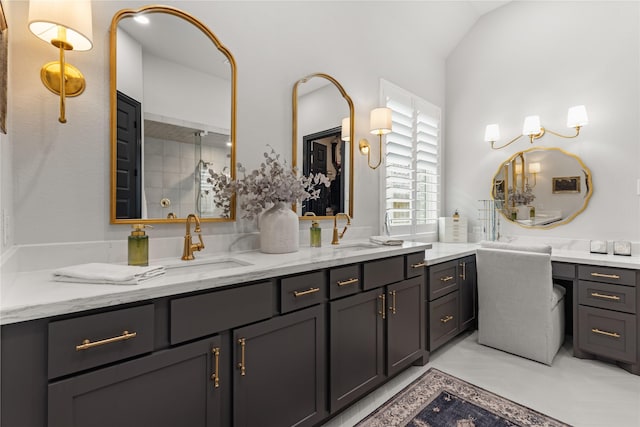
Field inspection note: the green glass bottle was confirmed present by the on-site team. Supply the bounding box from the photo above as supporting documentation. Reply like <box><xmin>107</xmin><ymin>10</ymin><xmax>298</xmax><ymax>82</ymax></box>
<box><xmin>310</xmin><ymin>220</ymin><xmax>322</xmax><ymax>247</ymax></box>
<box><xmin>128</xmin><ymin>224</ymin><xmax>150</xmax><ymax>266</ymax></box>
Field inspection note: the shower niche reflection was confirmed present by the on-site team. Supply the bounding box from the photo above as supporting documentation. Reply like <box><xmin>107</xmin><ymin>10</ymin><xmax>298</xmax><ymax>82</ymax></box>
<box><xmin>143</xmin><ymin>120</ymin><xmax>231</xmax><ymax>219</ymax></box>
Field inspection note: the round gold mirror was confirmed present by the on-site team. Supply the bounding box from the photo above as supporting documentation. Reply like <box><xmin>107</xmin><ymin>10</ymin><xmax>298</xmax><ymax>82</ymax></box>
<box><xmin>492</xmin><ymin>147</ymin><xmax>593</xmax><ymax>228</ymax></box>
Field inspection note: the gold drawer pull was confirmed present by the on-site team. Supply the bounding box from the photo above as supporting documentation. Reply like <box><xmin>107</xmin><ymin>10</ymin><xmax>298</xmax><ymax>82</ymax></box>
<box><xmin>591</xmin><ymin>328</ymin><xmax>621</xmax><ymax>339</ymax></box>
<box><xmin>237</xmin><ymin>338</ymin><xmax>246</xmax><ymax>376</ymax></box>
<box><xmin>337</xmin><ymin>278</ymin><xmax>359</xmax><ymax>287</ymax></box>
<box><xmin>440</xmin><ymin>276</ymin><xmax>454</xmax><ymax>282</ymax></box>
<box><xmin>211</xmin><ymin>347</ymin><xmax>220</xmax><ymax>388</ymax></box>
<box><xmin>440</xmin><ymin>315</ymin><xmax>454</xmax><ymax>324</ymax></box>
<box><xmin>293</xmin><ymin>287</ymin><xmax>320</xmax><ymax>297</ymax></box>
<box><xmin>590</xmin><ymin>272</ymin><xmax>621</xmax><ymax>280</ymax></box>
<box><xmin>378</xmin><ymin>294</ymin><xmax>386</xmax><ymax>320</ymax></box>
<box><xmin>591</xmin><ymin>292</ymin><xmax>621</xmax><ymax>301</ymax></box>
<box><xmin>389</xmin><ymin>290</ymin><xmax>397</xmax><ymax>314</ymax></box>
<box><xmin>460</xmin><ymin>262</ymin><xmax>466</xmax><ymax>280</ymax></box>
<box><xmin>411</xmin><ymin>262</ymin><xmax>427</xmax><ymax>269</ymax></box>
<box><xmin>76</xmin><ymin>330</ymin><xmax>137</xmax><ymax>351</ymax></box>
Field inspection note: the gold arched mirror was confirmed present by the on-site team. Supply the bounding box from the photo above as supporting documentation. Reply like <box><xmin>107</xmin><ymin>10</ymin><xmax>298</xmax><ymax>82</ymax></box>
<box><xmin>492</xmin><ymin>147</ymin><xmax>593</xmax><ymax>228</ymax></box>
<box><xmin>292</xmin><ymin>73</ymin><xmax>354</xmax><ymax>219</ymax></box>
<box><xmin>110</xmin><ymin>5</ymin><xmax>237</xmax><ymax>223</ymax></box>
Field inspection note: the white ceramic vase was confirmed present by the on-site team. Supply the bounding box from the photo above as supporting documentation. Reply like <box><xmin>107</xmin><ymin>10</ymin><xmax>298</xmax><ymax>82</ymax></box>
<box><xmin>259</xmin><ymin>202</ymin><xmax>299</xmax><ymax>254</ymax></box>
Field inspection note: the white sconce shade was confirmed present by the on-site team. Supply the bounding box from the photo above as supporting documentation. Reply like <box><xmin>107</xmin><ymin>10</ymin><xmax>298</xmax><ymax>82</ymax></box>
<box><xmin>522</xmin><ymin>115</ymin><xmax>541</xmax><ymax>136</ymax></box>
<box><xmin>369</xmin><ymin>107</ymin><xmax>392</xmax><ymax>135</ymax></box>
<box><xmin>28</xmin><ymin>0</ymin><xmax>93</xmax><ymax>51</ymax></box>
<box><xmin>484</xmin><ymin>124</ymin><xmax>500</xmax><ymax>142</ymax></box>
<box><xmin>528</xmin><ymin>162</ymin><xmax>541</xmax><ymax>174</ymax></box>
<box><xmin>341</xmin><ymin>117</ymin><xmax>350</xmax><ymax>142</ymax></box>
<box><xmin>567</xmin><ymin>105</ymin><xmax>588</xmax><ymax>128</ymax></box>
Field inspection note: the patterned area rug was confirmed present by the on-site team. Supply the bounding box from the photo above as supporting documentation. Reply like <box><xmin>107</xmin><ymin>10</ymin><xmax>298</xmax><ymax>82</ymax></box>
<box><xmin>356</xmin><ymin>368</ymin><xmax>571</xmax><ymax>427</ymax></box>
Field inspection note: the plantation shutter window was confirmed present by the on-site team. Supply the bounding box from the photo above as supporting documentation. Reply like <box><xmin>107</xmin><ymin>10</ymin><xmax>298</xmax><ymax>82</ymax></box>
<box><xmin>381</xmin><ymin>80</ymin><xmax>441</xmax><ymax>237</ymax></box>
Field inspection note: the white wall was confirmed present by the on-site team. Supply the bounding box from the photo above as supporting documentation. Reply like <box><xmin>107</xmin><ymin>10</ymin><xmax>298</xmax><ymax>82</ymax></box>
<box><xmin>446</xmin><ymin>1</ymin><xmax>640</xmax><ymax>241</ymax></box>
<box><xmin>6</xmin><ymin>1</ymin><xmax>446</xmax><ymax>246</ymax></box>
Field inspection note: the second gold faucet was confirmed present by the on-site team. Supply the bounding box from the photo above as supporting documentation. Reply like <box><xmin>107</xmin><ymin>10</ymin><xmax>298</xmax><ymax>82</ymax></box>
<box><xmin>331</xmin><ymin>213</ymin><xmax>351</xmax><ymax>245</ymax></box>
<box><xmin>182</xmin><ymin>214</ymin><xmax>205</xmax><ymax>260</ymax></box>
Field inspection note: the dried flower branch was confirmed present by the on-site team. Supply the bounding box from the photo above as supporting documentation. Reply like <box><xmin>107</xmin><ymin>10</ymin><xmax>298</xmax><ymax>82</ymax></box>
<box><xmin>208</xmin><ymin>145</ymin><xmax>330</xmax><ymax>220</ymax></box>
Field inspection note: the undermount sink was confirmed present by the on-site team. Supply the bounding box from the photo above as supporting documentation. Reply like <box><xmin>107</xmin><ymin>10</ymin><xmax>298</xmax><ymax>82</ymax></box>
<box><xmin>332</xmin><ymin>243</ymin><xmax>380</xmax><ymax>251</ymax></box>
<box><xmin>164</xmin><ymin>257</ymin><xmax>252</xmax><ymax>272</ymax></box>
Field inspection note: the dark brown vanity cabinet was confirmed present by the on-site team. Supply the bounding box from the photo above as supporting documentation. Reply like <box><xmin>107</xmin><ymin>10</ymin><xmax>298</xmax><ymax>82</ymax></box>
<box><xmin>329</xmin><ymin>255</ymin><xmax>425</xmax><ymax>412</ymax></box>
<box><xmin>427</xmin><ymin>255</ymin><xmax>477</xmax><ymax>351</ymax></box>
<box><xmin>575</xmin><ymin>265</ymin><xmax>639</xmax><ymax>374</ymax></box>
<box><xmin>49</xmin><ymin>335</ymin><xmax>224</xmax><ymax>427</ymax></box>
<box><xmin>1</xmin><ymin>250</ymin><xmax>429</xmax><ymax>427</ymax></box>
<box><xmin>232</xmin><ymin>304</ymin><xmax>326</xmax><ymax>427</ymax></box>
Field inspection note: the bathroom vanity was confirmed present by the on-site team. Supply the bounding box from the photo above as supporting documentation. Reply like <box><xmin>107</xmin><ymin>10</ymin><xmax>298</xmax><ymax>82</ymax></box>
<box><xmin>0</xmin><ymin>242</ymin><xmax>432</xmax><ymax>427</ymax></box>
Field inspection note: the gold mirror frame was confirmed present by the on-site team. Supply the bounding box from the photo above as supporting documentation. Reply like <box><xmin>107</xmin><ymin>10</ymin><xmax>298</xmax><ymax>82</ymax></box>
<box><xmin>292</xmin><ymin>73</ymin><xmax>355</xmax><ymax>220</ymax></box>
<box><xmin>109</xmin><ymin>5</ymin><xmax>237</xmax><ymax>224</ymax></box>
<box><xmin>491</xmin><ymin>146</ymin><xmax>593</xmax><ymax>229</ymax></box>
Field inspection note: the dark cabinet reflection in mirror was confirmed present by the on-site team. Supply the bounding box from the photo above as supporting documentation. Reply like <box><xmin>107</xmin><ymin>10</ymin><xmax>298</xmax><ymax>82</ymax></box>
<box><xmin>302</xmin><ymin>127</ymin><xmax>345</xmax><ymax>216</ymax></box>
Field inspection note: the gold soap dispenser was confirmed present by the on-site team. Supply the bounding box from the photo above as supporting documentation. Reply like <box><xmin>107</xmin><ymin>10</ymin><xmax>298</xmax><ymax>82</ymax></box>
<box><xmin>128</xmin><ymin>224</ymin><xmax>152</xmax><ymax>266</ymax></box>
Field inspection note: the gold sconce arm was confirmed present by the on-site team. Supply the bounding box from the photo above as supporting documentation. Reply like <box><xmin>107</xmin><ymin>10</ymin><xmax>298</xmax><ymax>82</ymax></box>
<box><xmin>359</xmin><ymin>135</ymin><xmax>383</xmax><ymax>169</ymax></box>
<box><xmin>544</xmin><ymin>126</ymin><xmax>582</xmax><ymax>139</ymax></box>
<box><xmin>490</xmin><ymin>134</ymin><xmax>525</xmax><ymax>150</ymax></box>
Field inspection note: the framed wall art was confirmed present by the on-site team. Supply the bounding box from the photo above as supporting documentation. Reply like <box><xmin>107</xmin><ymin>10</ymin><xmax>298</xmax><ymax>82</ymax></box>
<box><xmin>552</xmin><ymin>176</ymin><xmax>580</xmax><ymax>194</ymax></box>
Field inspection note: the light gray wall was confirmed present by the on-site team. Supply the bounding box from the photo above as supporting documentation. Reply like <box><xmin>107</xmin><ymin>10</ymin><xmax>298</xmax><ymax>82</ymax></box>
<box><xmin>446</xmin><ymin>1</ymin><xmax>640</xmax><ymax>241</ymax></box>
<box><xmin>5</xmin><ymin>0</ymin><xmax>448</xmax><ymax>246</ymax></box>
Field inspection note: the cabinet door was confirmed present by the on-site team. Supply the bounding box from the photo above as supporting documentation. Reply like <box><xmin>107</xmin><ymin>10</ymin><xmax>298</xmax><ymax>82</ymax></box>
<box><xmin>330</xmin><ymin>289</ymin><xmax>384</xmax><ymax>412</ymax></box>
<box><xmin>233</xmin><ymin>305</ymin><xmax>326</xmax><ymax>427</ymax></box>
<box><xmin>48</xmin><ymin>337</ymin><xmax>223</xmax><ymax>427</ymax></box>
<box><xmin>459</xmin><ymin>256</ymin><xmax>477</xmax><ymax>331</ymax></box>
<box><xmin>387</xmin><ymin>277</ymin><xmax>424</xmax><ymax>376</ymax></box>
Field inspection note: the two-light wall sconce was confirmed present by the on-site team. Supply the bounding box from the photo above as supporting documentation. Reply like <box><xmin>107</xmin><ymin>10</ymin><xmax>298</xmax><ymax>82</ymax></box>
<box><xmin>28</xmin><ymin>0</ymin><xmax>93</xmax><ymax>123</ymax></box>
<box><xmin>514</xmin><ymin>161</ymin><xmax>541</xmax><ymax>188</ymax></box>
<box><xmin>342</xmin><ymin>107</ymin><xmax>393</xmax><ymax>170</ymax></box>
<box><xmin>484</xmin><ymin>105</ymin><xmax>588</xmax><ymax>150</ymax></box>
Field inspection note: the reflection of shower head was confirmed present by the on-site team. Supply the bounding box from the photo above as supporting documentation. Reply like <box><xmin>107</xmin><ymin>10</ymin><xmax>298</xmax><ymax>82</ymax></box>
<box><xmin>198</xmin><ymin>130</ymin><xmax>209</xmax><ymax>137</ymax></box>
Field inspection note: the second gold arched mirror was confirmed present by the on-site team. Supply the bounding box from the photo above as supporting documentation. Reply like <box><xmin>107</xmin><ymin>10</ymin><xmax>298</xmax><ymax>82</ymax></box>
<box><xmin>292</xmin><ymin>73</ymin><xmax>354</xmax><ymax>219</ymax></box>
<box><xmin>492</xmin><ymin>147</ymin><xmax>593</xmax><ymax>228</ymax></box>
<box><xmin>110</xmin><ymin>5</ymin><xmax>237</xmax><ymax>224</ymax></box>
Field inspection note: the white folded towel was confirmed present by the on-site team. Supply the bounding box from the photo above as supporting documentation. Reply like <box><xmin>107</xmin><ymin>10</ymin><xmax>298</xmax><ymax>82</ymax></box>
<box><xmin>52</xmin><ymin>263</ymin><xmax>165</xmax><ymax>285</ymax></box>
<box><xmin>369</xmin><ymin>236</ymin><xmax>404</xmax><ymax>246</ymax></box>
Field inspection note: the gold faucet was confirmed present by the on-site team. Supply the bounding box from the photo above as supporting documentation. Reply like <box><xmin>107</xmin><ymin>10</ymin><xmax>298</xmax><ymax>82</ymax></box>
<box><xmin>331</xmin><ymin>213</ymin><xmax>351</xmax><ymax>245</ymax></box>
<box><xmin>182</xmin><ymin>214</ymin><xmax>205</xmax><ymax>260</ymax></box>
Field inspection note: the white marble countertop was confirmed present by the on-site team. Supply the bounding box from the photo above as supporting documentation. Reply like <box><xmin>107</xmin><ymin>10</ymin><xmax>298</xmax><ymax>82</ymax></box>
<box><xmin>0</xmin><ymin>241</ymin><xmax>431</xmax><ymax>325</ymax></box>
<box><xmin>3</xmin><ymin>239</ymin><xmax>639</xmax><ymax>326</ymax></box>
<box><xmin>424</xmin><ymin>242</ymin><xmax>640</xmax><ymax>270</ymax></box>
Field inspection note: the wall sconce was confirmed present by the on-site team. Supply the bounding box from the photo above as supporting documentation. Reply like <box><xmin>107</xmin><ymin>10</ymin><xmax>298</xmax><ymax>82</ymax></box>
<box><xmin>528</xmin><ymin>162</ymin><xmax>541</xmax><ymax>188</ymax></box>
<box><xmin>341</xmin><ymin>117</ymin><xmax>350</xmax><ymax>142</ymax></box>
<box><xmin>484</xmin><ymin>105</ymin><xmax>588</xmax><ymax>150</ymax></box>
<box><xmin>28</xmin><ymin>0</ymin><xmax>93</xmax><ymax>123</ymax></box>
<box><xmin>359</xmin><ymin>107</ymin><xmax>392</xmax><ymax>170</ymax></box>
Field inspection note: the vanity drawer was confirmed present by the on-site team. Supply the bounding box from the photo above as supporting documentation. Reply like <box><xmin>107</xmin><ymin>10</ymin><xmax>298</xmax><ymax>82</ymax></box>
<box><xmin>48</xmin><ymin>304</ymin><xmax>155</xmax><ymax>379</ymax></box>
<box><xmin>428</xmin><ymin>291</ymin><xmax>459</xmax><ymax>350</ymax></box>
<box><xmin>578</xmin><ymin>280</ymin><xmax>636</xmax><ymax>314</ymax></box>
<box><xmin>363</xmin><ymin>256</ymin><xmax>404</xmax><ymax>290</ymax></box>
<box><xmin>552</xmin><ymin>262</ymin><xmax>576</xmax><ymax>279</ymax></box>
<box><xmin>405</xmin><ymin>252</ymin><xmax>427</xmax><ymax>279</ymax></box>
<box><xmin>428</xmin><ymin>260</ymin><xmax>459</xmax><ymax>301</ymax></box>
<box><xmin>578</xmin><ymin>306</ymin><xmax>636</xmax><ymax>364</ymax></box>
<box><xmin>281</xmin><ymin>271</ymin><xmax>326</xmax><ymax>313</ymax></box>
<box><xmin>329</xmin><ymin>264</ymin><xmax>361</xmax><ymax>300</ymax></box>
<box><xmin>578</xmin><ymin>265</ymin><xmax>636</xmax><ymax>286</ymax></box>
<box><xmin>171</xmin><ymin>281</ymin><xmax>273</xmax><ymax>345</ymax></box>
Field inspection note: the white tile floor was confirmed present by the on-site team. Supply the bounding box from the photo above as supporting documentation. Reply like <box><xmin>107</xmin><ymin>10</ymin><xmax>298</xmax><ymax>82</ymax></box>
<box><xmin>322</xmin><ymin>331</ymin><xmax>640</xmax><ymax>427</ymax></box>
